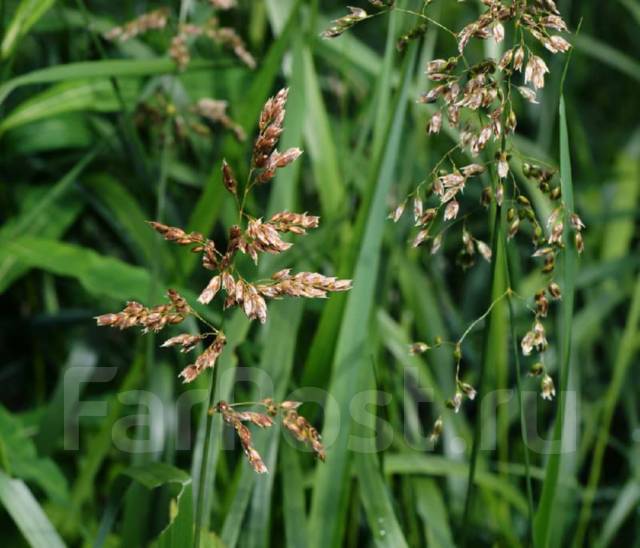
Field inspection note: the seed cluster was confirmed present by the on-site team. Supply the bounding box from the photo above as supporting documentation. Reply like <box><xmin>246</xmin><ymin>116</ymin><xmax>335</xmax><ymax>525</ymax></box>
<box><xmin>104</xmin><ymin>7</ymin><xmax>255</xmax><ymax>72</ymax></box>
<box><xmin>96</xmin><ymin>89</ymin><xmax>350</xmax><ymax>473</ymax></box>
<box><xmin>96</xmin><ymin>290</ymin><xmax>190</xmax><ymax>333</ymax></box>
<box><xmin>134</xmin><ymin>93</ymin><xmax>246</xmax><ymax>143</ymax></box>
<box><xmin>216</xmin><ymin>399</ymin><xmax>325</xmax><ymax>474</ymax></box>
<box><xmin>323</xmin><ymin>0</ymin><xmax>578</xmax><ymax>437</ymax></box>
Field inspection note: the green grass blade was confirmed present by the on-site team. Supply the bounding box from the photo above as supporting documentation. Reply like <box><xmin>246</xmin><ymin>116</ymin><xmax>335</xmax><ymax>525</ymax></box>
<box><xmin>0</xmin><ymin>405</ymin><xmax>69</xmax><ymax>503</ymax></box>
<box><xmin>574</xmin><ymin>274</ymin><xmax>640</xmax><ymax>545</ymax></box>
<box><xmin>0</xmin><ymin>469</ymin><xmax>66</xmax><ymax>548</ymax></box>
<box><xmin>414</xmin><ymin>478</ymin><xmax>455</xmax><ymax>548</ymax></box>
<box><xmin>533</xmin><ymin>95</ymin><xmax>578</xmax><ymax>547</ymax></box>
<box><xmin>35</xmin><ymin>343</ymin><xmax>98</xmax><ymax>455</ymax></box>
<box><xmin>0</xmin><ymin>79</ymin><xmax>139</xmax><ymax>136</ymax></box>
<box><xmin>83</xmin><ymin>174</ymin><xmax>169</xmax><ymax>269</ymax></box>
<box><xmin>280</xmin><ymin>444</ymin><xmax>308</xmax><ymax>548</ymax></box>
<box><xmin>595</xmin><ymin>480</ymin><xmax>640</xmax><ymax>548</ymax></box>
<box><xmin>307</xmin><ymin>44</ymin><xmax>417</xmax><ymax>548</ymax></box>
<box><xmin>356</xmin><ymin>451</ymin><xmax>409</xmax><ymax>548</ymax></box>
<box><xmin>0</xmin><ymin>58</ymin><xmax>221</xmax><ymax>105</ymax></box>
<box><xmin>2</xmin><ymin>236</ymin><xmax>151</xmax><ymax>301</ymax></box>
<box><xmin>0</xmin><ymin>191</ymin><xmax>82</xmax><ymax>293</ymax></box>
<box><xmin>302</xmin><ymin>47</ymin><xmax>346</xmax><ymax>219</ymax></box>
<box><xmin>383</xmin><ymin>453</ymin><xmax>529</xmax><ymax>515</ymax></box>
<box><xmin>573</xmin><ymin>34</ymin><xmax>640</xmax><ymax>83</ymax></box>
<box><xmin>460</xmin><ymin>198</ymin><xmax>507</xmax><ymax>545</ymax></box>
<box><xmin>1</xmin><ymin>0</ymin><xmax>55</xmax><ymax>60</ymax></box>
<box><xmin>0</xmin><ymin>148</ymin><xmax>95</xmax><ymax>243</ymax></box>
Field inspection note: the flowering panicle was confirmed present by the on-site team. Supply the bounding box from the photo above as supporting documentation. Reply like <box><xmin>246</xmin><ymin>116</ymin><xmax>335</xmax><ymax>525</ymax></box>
<box><xmin>95</xmin><ymin>290</ymin><xmax>190</xmax><ymax>333</ymax></box>
<box><xmin>194</xmin><ymin>99</ymin><xmax>246</xmax><ymax>141</ymax></box>
<box><xmin>178</xmin><ymin>331</ymin><xmax>227</xmax><ymax>383</ymax></box>
<box><xmin>322</xmin><ymin>7</ymin><xmax>370</xmax><ymax>38</ymax></box>
<box><xmin>326</xmin><ymin>1</ymin><xmax>579</xmax><ymax>407</ymax></box>
<box><xmin>215</xmin><ymin>399</ymin><xmax>325</xmax><ymax>473</ymax></box>
<box><xmin>104</xmin><ymin>6</ymin><xmax>254</xmax><ymax>72</ymax></box>
<box><xmin>96</xmin><ymin>88</ymin><xmax>349</xmax><ymax>472</ymax></box>
<box><xmin>103</xmin><ymin>8</ymin><xmax>170</xmax><ymax>42</ymax></box>
<box><xmin>217</xmin><ymin>401</ymin><xmax>270</xmax><ymax>473</ymax></box>
<box><xmin>133</xmin><ymin>92</ymin><xmax>245</xmax><ymax>143</ymax></box>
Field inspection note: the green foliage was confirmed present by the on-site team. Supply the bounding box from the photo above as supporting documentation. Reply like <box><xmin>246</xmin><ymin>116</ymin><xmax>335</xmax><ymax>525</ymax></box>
<box><xmin>1</xmin><ymin>1</ymin><xmax>639</xmax><ymax>547</ymax></box>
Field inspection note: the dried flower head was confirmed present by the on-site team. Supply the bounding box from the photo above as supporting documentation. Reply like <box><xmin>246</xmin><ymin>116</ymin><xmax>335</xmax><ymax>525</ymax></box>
<box><xmin>104</xmin><ymin>8</ymin><xmax>170</xmax><ymax>42</ymax></box>
<box><xmin>541</xmin><ymin>374</ymin><xmax>556</xmax><ymax>401</ymax></box>
<box><xmin>96</xmin><ymin>88</ymin><xmax>349</xmax><ymax>473</ymax></box>
<box><xmin>322</xmin><ymin>7</ymin><xmax>369</xmax><ymax>38</ymax></box>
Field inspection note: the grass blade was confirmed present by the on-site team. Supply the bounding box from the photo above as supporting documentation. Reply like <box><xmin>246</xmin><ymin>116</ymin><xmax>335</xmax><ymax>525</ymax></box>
<box><xmin>0</xmin><ymin>470</ymin><xmax>66</xmax><ymax>548</ymax></box>
<box><xmin>574</xmin><ymin>274</ymin><xmax>640</xmax><ymax>545</ymax></box>
<box><xmin>0</xmin><ymin>58</ymin><xmax>222</xmax><ymax>105</ymax></box>
<box><xmin>1</xmin><ymin>0</ymin><xmax>55</xmax><ymax>60</ymax></box>
<box><xmin>307</xmin><ymin>44</ymin><xmax>417</xmax><ymax>548</ymax></box>
<box><xmin>0</xmin><ymin>79</ymin><xmax>139</xmax><ymax>136</ymax></box>
<box><xmin>533</xmin><ymin>95</ymin><xmax>578</xmax><ymax>547</ymax></box>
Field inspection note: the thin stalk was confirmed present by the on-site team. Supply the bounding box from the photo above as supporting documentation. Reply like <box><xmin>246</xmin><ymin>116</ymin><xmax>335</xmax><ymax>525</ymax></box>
<box><xmin>504</xmin><ymin>250</ymin><xmax>536</xmax><ymax>542</ymax></box>
<box><xmin>194</xmin><ymin>372</ymin><xmax>218</xmax><ymax>548</ymax></box>
<box><xmin>533</xmin><ymin>95</ymin><xmax>577</xmax><ymax>548</ymax></box>
<box><xmin>460</xmin><ymin>198</ymin><xmax>503</xmax><ymax>545</ymax></box>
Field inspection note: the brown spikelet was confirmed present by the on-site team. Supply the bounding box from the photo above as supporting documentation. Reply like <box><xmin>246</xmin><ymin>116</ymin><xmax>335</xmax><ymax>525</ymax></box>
<box><xmin>95</xmin><ymin>290</ymin><xmax>191</xmax><ymax>333</ymax></box>
<box><xmin>256</xmin><ymin>271</ymin><xmax>352</xmax><ymax>300</ymax></box>
<box><xmin>203</xmin><ymin>20</ymin><xmax>256</xmax><ymax>69</ymax></box>
<box><xmin>221</xmin><ymin>160</ymin><xmax>238</xmax><ymax>195</ymax></box>
<box><xmin>217</xmin><ymin>402</ymin><xmax>268</xmax><ymax>473</ymax></box>
<box><xmin>252</xmin><ymin>89</ymin><xmax>289</xmax><ymax>169</ymax></box>
<box><xmin>104</xmin><ymin>8</ymin><xmax>170</xmax><ymax>42</ymax></box>
<box><xmin>282</xmin><ymin>409</ymin><xmax>325</xmax><ymax>461</ymax></box>
<box><xmin>147</xmin><ymin>222</ymin><xmax>205</xmax><ymax>247</ymax></box>
<box><xmin>195</xmin><ymin>101</ymin><xmax>246</xmax><ymax>141</ymax></box>
<box><xmin>161</xmin><ymin>333</ymin><xmax>209</xmax><ymax>353</ymax></box>
<box><xmin>179</xmin><ymin>331</ymin><xmax>226</xmax><ymax>383</ymax></box>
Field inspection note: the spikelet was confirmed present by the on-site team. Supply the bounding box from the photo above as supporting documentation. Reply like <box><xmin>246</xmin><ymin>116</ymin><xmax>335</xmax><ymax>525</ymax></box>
<box><xmin>95</xmin><ymin>289</ymin><xmax>190</xmax><ymax>333</ymax></box>
<box><xmin>104</xmin><ymin>8</ymin><xmax>170</xmax><ymax>42</ymax></box>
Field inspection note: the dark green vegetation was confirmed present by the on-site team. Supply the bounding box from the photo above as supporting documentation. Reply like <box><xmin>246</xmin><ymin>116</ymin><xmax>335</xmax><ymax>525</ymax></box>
<box><xmin>1</xmin><ymin>1</ymin><xmax>639</xmax><ymax>546</ymax></box>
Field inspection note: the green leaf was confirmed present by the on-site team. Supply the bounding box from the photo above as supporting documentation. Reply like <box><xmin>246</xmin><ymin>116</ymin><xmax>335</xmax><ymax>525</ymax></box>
<box><xmin>95</xmin><ymin>463</ymin><xmax>193</xmax><ymax>548</ymax></box>
<box><xmin>0</xmin><ymin>79</ymin><xmax>140</xmax><ymax>136</ymax></box>
<box><xmin>122</xmin><ymin>462</ymin><xmax>190</xmax><ymax>490</ymax></box>
<box><xmin>534</xmin><ymin>95</ymin><xmax>578</xmax><ymax>547</ymax></box>
<box><xmin>302</xmin><ymin>47</ymin><xmax>346</xmax><ymax>219</ymax></box>
<box><xmin>308</xmin><ymin>43</ymin><xmax>417</xmax><ymax>548</ymax></box>
<box><xmin>0</xmin><ymin>469</ymin><xmax>66</xmax><ymax>548</ymax></box>
<box><xmin>83</xmin><ymin>174</ymin><xmax>168</xmax><ymax>269</ymax></box>
<box><xmin>2</xmin><ymin>236</ymin><xmax>150</xmax><ymax>301</ymax></box>
<box><xmin>596</xmin><ymin>480</ymin><xmax>640</xmax><ymax>548</ymax></box>
<box><xmin>0</xmin><ymin>58</ymin><xmax>220</xmax><ymax>105</ymax></box>
<box><xmin>280</xmin><ymin>444</ymin><xmax>308</xmax><ymax>548</ymax></box>
<box><xmin>573</xmin><ymin>34</ymin><xmax>640</xmax><ymax>83</ymax></box>
<box><xmin>1</xmin><ymin>0</ymin><xmax>56</xmax><ymax>60</ymax></box>
<box><xmin>414</xmin><ymin>478</ymin><xmax>455</xmax><ymax>548</ymax></box>
<box><xmin>0</xmin><ymin>188</ymin><xmax>83</xmax><ymax>293</ymax></box>
<box><xmin>0</xmin><ymin>405</ymin><xmax>69</xmax><ymax>503</ymax></box>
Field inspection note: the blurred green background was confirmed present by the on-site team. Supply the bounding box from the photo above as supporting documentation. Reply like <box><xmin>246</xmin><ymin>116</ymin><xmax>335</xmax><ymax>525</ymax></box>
<box><xmin>1</xmin><ymin>0</ymin><xmax>639</xmax><ymax>546</ymax></box>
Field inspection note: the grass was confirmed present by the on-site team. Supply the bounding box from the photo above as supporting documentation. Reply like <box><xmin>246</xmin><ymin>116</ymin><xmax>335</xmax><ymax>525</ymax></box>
<box><xmin>1</xmin><ymin>0</ymin><xmax>639</xmax><ymax>547</ymax></box>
